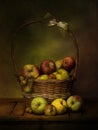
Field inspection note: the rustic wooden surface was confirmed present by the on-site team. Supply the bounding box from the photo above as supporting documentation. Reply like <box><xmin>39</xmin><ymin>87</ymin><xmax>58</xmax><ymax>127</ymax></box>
<box><xmin>0</xmin><ymin>98</ymin><xmax>98</xmax><ymax>122</ymax></box>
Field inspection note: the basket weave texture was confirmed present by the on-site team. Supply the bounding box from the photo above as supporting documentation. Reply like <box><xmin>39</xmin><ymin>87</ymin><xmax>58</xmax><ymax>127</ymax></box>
<box><xmin>22</xmin><ymin>79</ymin><xmax>73</xmax><ymax>104</ymax></box>
<box><xmin>32</xmin><ymin>79</ymin><xmax>72</xmax><ymax>100</ymax></box>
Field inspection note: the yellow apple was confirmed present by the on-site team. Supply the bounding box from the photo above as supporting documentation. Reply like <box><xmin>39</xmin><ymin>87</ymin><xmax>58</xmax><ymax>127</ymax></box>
<box><xmin>36</xmin><ymin>74</ymin><xmax>49</xmax><ymax>80</ymax></box>
<box><xmin>51</xmin><ymin>98</ymin><xmax>67</xmax><ymax>114</ymax></box>
<box><xmin>53</xmin><ymin>68</ymin><xmax>69</xmax><ymax>80</ymax></box>
<box><xmin>55</xmin><ymin>59</ymin><xmax>62</xmax><ymax>70</ymax></box>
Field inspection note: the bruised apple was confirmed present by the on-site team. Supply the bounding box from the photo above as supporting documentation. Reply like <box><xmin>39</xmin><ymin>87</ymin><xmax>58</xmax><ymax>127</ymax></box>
<box><xmin>44</xmin><ymin>104</ymin><xmax>57</xmax><ymax>116</ymax></box>
<box><xmin>21</xmin><ymin>64</ymin><xmax>40</xmax><ymax>78</ymax></box>
<box><xmin>40</xmin><ymin>60</ymin><xmax>56</xmax><ymax>74</ymax></box>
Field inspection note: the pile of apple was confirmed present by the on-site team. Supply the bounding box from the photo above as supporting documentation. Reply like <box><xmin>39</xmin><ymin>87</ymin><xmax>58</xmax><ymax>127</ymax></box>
<box><xmin>26</xmin><ymin>95</ymin><xmax>83</xmax><ymax>116</ymax></box>
<box><xmin>18</xmin><ymin>56</ymin><xmax>76</xmax><ymax>93</ymax></box>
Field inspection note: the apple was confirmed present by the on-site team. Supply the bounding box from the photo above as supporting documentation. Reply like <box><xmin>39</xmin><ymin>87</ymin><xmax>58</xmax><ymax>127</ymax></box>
<box><xmin>18</xmin><ymin>75</ymin><xmax>27</xmax><ymax>86</ymax></box>
<box><xmin>40</xmin><ymin>60</ymin><xmax>56</xmax><ymax>74</ymax></box>
<box><xmin>53</xmin><ymin>68</ymin><xmax>69</xmax><ymax>80</ymax></box>
<box><xmin>22</xmin><ymin>78</ymin><xmax>34</xmax><ymax>93</ymax></box>
<box><xmin>21</xmin><ymin>64</ymin><xmax>40</xmax><ymax>79</ymax></box>
<box><xmin>22</xmin><ymin>85</ymin><xmax>32</xmax><ymax>93</ymax></box>
<box><xmin>66</xmin><ymin>95</ymin><xmax>83</xmax><ymax>112</ymax></box>
<box><xmin>55</xmin><ymin>59</ymin><xmax>62</xmax><ymax>70</ymax></box>
<box><xmin>44</xmin><ymin>104</ymin><xmax>57</xmax><ymax>116</ymax></box>
<box><xmin>25</xmin><ymin>107</ymin><xmax>33</xmax><ymax>113</ymax></box>
<box><xmin>31</xmin><ymin>97</ymin><xmax>48</xmax><ymax>115</ymax></box>
<box><xmin>36</xmin><ymin>74</ymin><xmax>49</xmax><ymax>80</ymax></box>
<box><xmin>51</xmin><ymin>98</ymin><xmax>67</xmax><ymax>114</ymax></box>
<box><xmin>49</xmin><ymin>73</ymin><xmax>56</xmax><ymax>79</ymax></box>
<box><xmin>62</xmin><ymin>56</ymin><xmax>76</xmax><ymax>72</ymax></box>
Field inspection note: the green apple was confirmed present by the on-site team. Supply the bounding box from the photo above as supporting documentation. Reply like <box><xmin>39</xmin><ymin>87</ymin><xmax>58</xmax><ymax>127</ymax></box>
<box><xmin>51</xmin><ymin>98</ymin><xmax>67</xmax><ymax>114</ymax></box>
<box><xmin>36</xmin><ymin>74</ymin><xmax>49</xmax><ymax>80</ymax></box>
<box><xmin>44</xmin><ymin>104</ymin><xmax>57</xmax><ymax>116</ymax></box>
<box><xmin>66</xmin><ymin>95</ymin><xmax>83</xmax><ymax>112</ymax></box>
<box><xmin>54</xmin><ymin>68</ymin><xmax>69</xmax><ymax>80</ymax></box>
<box><xmin>55</xmin><ymin>59</ymin><xmax>62</xmax><ymax>70</ymax></box>
<box><xmin>31</xmin><ymin>97</ymin><xmax>48</xmax><ymax>115</ymax></box>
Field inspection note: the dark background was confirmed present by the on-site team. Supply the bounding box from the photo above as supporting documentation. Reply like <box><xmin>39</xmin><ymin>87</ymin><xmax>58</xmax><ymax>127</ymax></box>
<box><xmin>0</xmin><ymin>0</ymin><xmax>98</xmax><ymax>98</ymax></box>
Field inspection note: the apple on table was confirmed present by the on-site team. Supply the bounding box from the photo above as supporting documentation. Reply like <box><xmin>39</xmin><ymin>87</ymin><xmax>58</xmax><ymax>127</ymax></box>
<box><xmin>51</xmin><ymin>98</ymin><xmax>68</xmax><ymax>114</ymax></box>
<box><xmin>31</xmin><ymin>97</ymin><xmax>48</xmax><ymax>115</ymax></box>
<box><xmin>66</xmin><ymin>95</ymin><xmax>83</xmax><ymax>112</ymax></box>
<box><xmin>44</xmin><ymin>104</ymin><xmax>57</xmax><ymax>116</ymax></box>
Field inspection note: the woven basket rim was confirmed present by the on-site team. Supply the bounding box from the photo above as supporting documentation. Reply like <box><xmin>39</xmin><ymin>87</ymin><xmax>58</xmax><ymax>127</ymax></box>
<box><xmin>34</xmin><ymin>78</ymin><xmax>72</xmax><ymax>83</ymax></box>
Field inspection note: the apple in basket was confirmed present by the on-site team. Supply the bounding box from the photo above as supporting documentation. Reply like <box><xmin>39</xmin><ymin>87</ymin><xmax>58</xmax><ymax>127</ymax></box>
<box><xmin>31</xmin><ymin>97</ymin><xmax>48</xmax><ymax>115</ymax></box>
<box><xmin>21</xmin><ymin>78</ymin><xmax>34</xmax><ymax>93</ymax></box>
<box><xmin>22</xmin><ymin>85</ymin><xmax>32</xmax><ymax>93</ymax></box>
<box><xmin>36</xmin><ymin>74</ymin><xmax>49</xmax><ymax>80</ymax></box>
<box><xmin>62</xmin><ymin>56</ymin><xmax>76</xmax><ymax>72</ymax></box>
<box><xmin>53</xmin><ymin>68</ymin><xmax>69</xmax><ymax>80</ymax></box>
<box><xmin>66</xmin><ymin>95</ymin><xmax>83</xmax><ymax>112</ymax></box>
<box><xmin>18</xmin><ymin>75</ymin><xmax>27</xmax><ymax>86</ymax></box>
<box><xmin>21</xmin><ymin>64</ymin><xmax>40</xmax><ymax>78</ymax></box>
<box><xmin>55</xmin><ymin>59</ymin><xmax>62</xmax><ymax>70</ymax></box>
<box><xmin>40</xmin><ymin>59</ymin><xmax>56</xmax><ymax>74</ymax></box>
<box><xmin>49</xmin><ymin>73</ymin><xmax>56</xmax><ymax>79</ymax></box>
<box><xmin>44</xmin><ymin>104</ymin><xmax>57</xmax><ymax>116</ymax></box>
<box><xmin>51</xmin><ymin>98</ymin><xmax>68</xmax><ymax>114</ymax></box>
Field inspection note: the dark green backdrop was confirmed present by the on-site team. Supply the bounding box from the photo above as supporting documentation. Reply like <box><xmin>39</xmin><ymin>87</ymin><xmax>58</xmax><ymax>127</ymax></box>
<box><xmin>0</xmin><ymin>0</ymin><xmax>98</xmax><ymax>98</ymax></box>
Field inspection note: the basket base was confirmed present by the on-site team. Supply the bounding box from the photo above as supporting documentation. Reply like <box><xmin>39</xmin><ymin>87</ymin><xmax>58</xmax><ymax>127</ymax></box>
<box><xmin>22</xmin><ymin>92</ymin><xmax>71</xmax><ymax>102</ymax></box>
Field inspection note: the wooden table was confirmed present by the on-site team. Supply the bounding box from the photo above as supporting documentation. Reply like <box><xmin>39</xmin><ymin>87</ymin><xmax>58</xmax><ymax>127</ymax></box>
<box><xmin>0</xmin><ymin>98</ymin><xmax>98</xmax><ymax>130</ymax></box>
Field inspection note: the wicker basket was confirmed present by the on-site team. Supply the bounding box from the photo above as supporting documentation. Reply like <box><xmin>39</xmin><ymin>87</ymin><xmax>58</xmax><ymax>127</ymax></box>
<box><xmin>11</xmin><ymin>14</ymin><xmax>79</xmax><ymax>103</ymax></box>
<box><xmin>23</xmin><ymin>79</ymin><xmax>73</xmax><ymax>101</ymax></box>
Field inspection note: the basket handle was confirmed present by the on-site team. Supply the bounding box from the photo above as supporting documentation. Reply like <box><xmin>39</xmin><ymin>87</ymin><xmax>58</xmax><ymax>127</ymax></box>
<box><xmin>11</xmin><ymin>15</ymin><xmax>79</xmax><ymax>79</ymax></box>
<box><xmin>68</xmin><ymin>30</ymin><xmax>79</xmax><ymax>79</ymax></box>
<box><xmin>11</xmin><ymin>19</ymin><xmax>43</xmax><ymax>76</ymax></box>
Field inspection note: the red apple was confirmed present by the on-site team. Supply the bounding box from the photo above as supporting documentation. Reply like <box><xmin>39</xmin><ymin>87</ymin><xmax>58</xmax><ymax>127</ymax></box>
<box><xmin>49</xmin><ymin>73</ymin><xmax>56</xmax><ymax>79</ymax></box>
<box><xmin>40</xmin><ymin>60</ymin><xmax>56</xmax><ymax>74</ymax></box>
<box><xmin>62</xmin><ymin>56</ymin><xmax>76</xmax><ymax>72</ymax></box>
<box><xmin>21</xmin><ymin>64</ymin><xmax>40</xmax><ymax>79</ymax></box>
